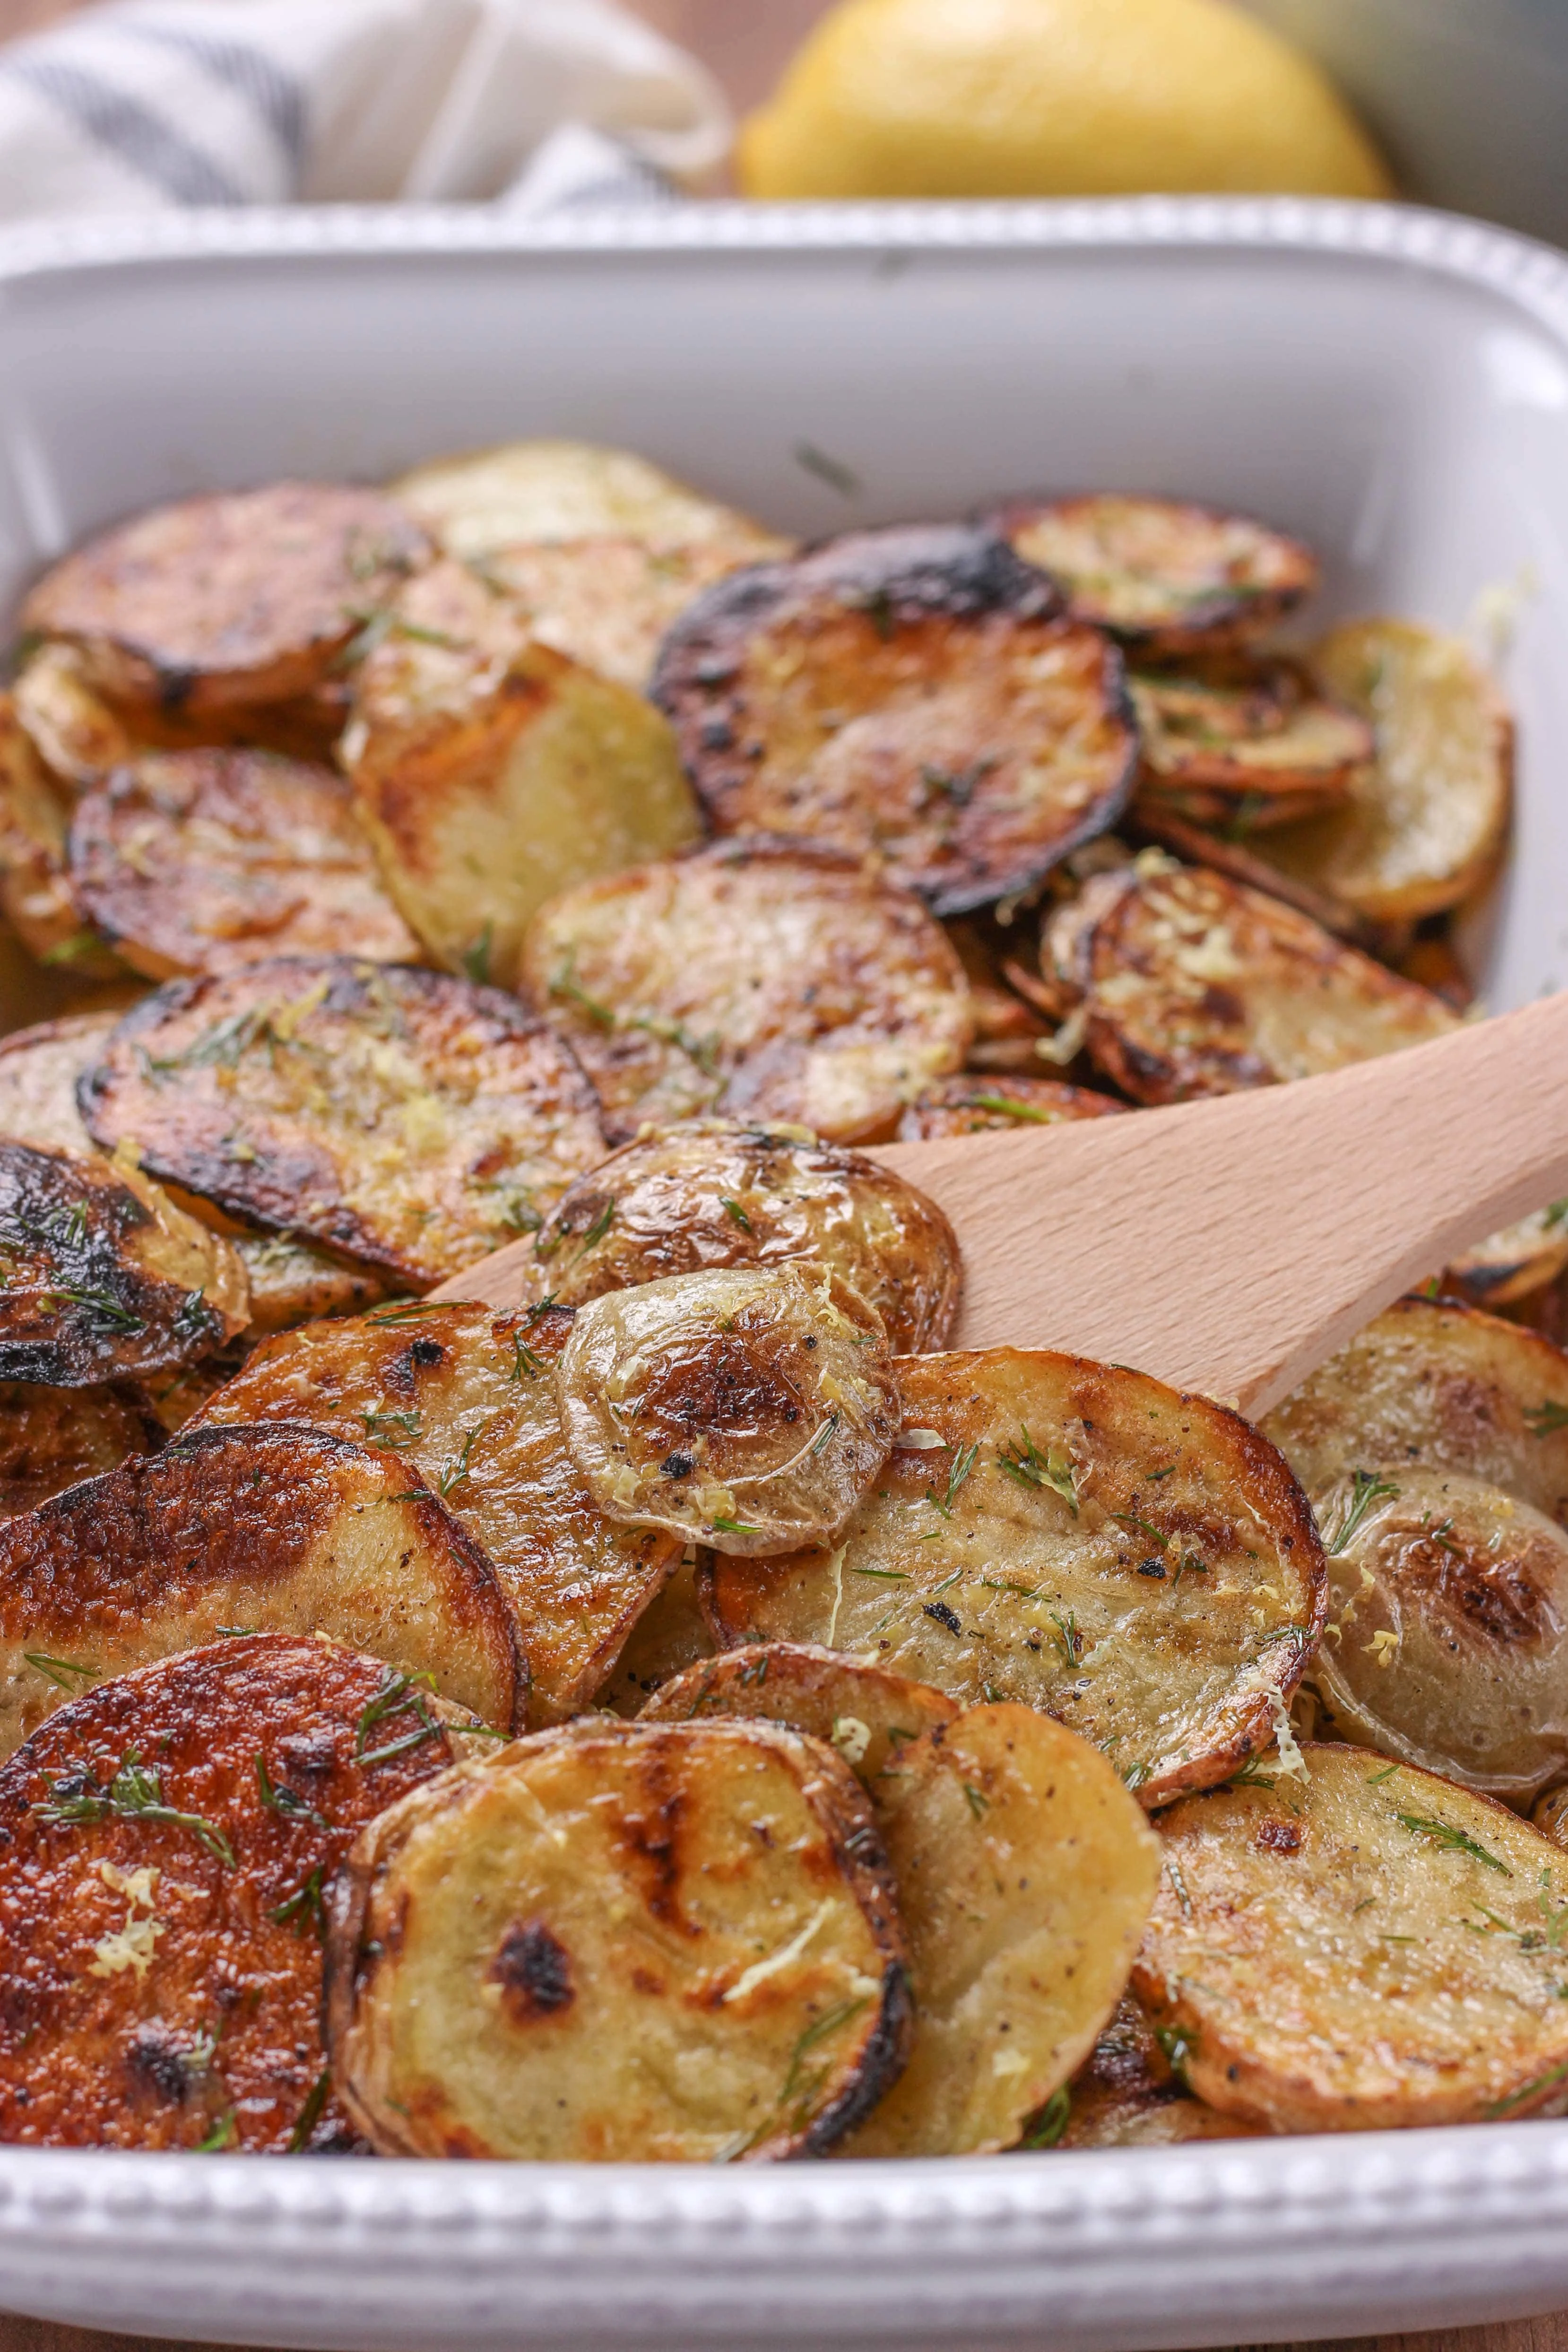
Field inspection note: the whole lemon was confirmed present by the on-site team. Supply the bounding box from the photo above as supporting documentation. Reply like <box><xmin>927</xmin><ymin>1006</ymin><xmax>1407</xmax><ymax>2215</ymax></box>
<box><xmin>739</xmin><ymin>0</ymin><xmax>1392</xmax><ymax>202</ymax></box>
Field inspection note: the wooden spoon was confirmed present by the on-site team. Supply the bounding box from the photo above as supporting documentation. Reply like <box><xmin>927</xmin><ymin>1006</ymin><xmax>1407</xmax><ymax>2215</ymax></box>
<box><xmin>432</xmin><ymin>989</ymin><xmax>1568</xmax><ymax>1422</ymax></box>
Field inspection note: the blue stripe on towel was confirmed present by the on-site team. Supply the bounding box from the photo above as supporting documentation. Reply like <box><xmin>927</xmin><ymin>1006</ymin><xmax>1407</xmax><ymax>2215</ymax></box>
<box><xmin>117</xmin><ymin>22</ymin><xmax>306</xmax><ymax>171</ymax></box>
<box><xmin>3</xmin><ymin>54</ymin><xmax>246</xmax><ymax>202</ymax></box>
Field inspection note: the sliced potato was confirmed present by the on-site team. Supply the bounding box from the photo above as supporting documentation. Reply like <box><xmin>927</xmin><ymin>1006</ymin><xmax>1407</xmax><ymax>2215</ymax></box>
<box><xmin>990</xmin><ymin>494</ymin><xmax>1317</xmax><ymax>655</ymax></box>
<box><xmin>14</xmin><ymin>640</ymin><xmax>349</xmax><ymax>789</ymax></box>
<box><xmin>344</xmin><ymin>563</ymin><xmax>699</xmax><ymax>986</ymax></box>
<box><xmin>0</xmin><ymin>1632</ymin><xmax>477</xmax><ymax>2149</ymax></box>
<box><xmin>520</xmin><ymin>839</ymin><xmax>972</xmax><ymax>1145</ymax></box>
<box><xmin>703</xmin><ymin>1347</ymin><xmax>1325</xmax><ymax>1807</ymax></box>
<box><xmin>1252</xmin><ymin>620</ymin><xmax>1512</xmax><ymax>921</ymax></box>
<box><xmin>840</xmin><ymin>1705</ymin><xmax>1159</xmax><ymax>2155</ymax></box>
<box><xmin>558</xmin><ymin>1266</ymin><xmax>899</xmax><ymax>1556</ymax></box>
<box><xmin>639</xmin><ymin>1641</ymin><xmax>958</xmax><ymax>1782</ymax></box>
<box><xmin>1444</xmin><ymin>1208</ymin><xmax>1568</xmax><ymax>1311</ymax></box>
<box><xmin>653</xmin><ymin>525</ymin><xmax>1136</xmax><ymax>916</ymax></box>
<box><xmin>1261</xmin><ymin>1297</ymin><xmax>1568</xmax><ymax>1527</ymax></box>
<box><xmin>1135</xmin><ymin>1743</ymin><xmax>1568</xmax><ymax>2131</ymax></box>
<box><xmin>68</xmin><ymin>749</ymin><xmax>421</xmax><ymax>981</ymax></box>
<box><xmin>189</xmin><ymin>1300</ymin><xmax>677</xmax><ymax>1726</ymax></box>
<box><xmin>22</xmin><ymin>483</ymin><xmax>430</xmax><ymax>714</ymax></box>
<box><xmin>0</xmin><ymin>1379</ymin><xmax>162</xmax><ymax>1518</ymax></box>
<box><xmin>0</xmin><ymin>1418</ymin><xmax>523</xmax><ymax>1757</ymax></box>
<box><xmin>390</xmin><ymin>438</ymin><xmax>783</xmax><ymax>564</ymax></box>
<box><xmin>0</xmin><ymin>1010</ymin><xmax>116</xmax><ymax>1154</ymax></box>
<box><xmin>233</xmin><ymin>1232</ymin><xmax>388</xmax><ymax>1335</ymax></box>
<box><xmin>597</xmin><ymin>1550</ymin><xmax>715</xmax><ymax>1716</ymax></box>
<box><xmin>1131</xmin><ymin>657</ymin><xmax>1371</xmax><ymax>831</ymax></box>
<box><xmin>1533</xmin><ymin>1784</ymin><xmax>1568</xmax><ymax>1849</ymax></box>
<box><xmin>528</xmin><ymin>1119</ymin><xmax>961</xmax><ymax>1353</ymax></box>
<box><xmin>897</xmin><ymin>1075</ymin><xmax>1125</xmax><ymax>1139</ymax></box>
<box><xmin>325</xmin><ymin>1717</ymin><xmax>911</xmax><ymax>2161</ymax></box>
<box><xmin>0</xmin><ymin>694</ymin><xmax>120</xmax><ymax>975</ymax></box>
<box><xmin>0</xmin><ymin>1142</ymin><xmax>248</xmax><ymax>1383</ymax></box>
<box><xmin>1127</xmin><ymin>800</ymin><xmax>1382</xmax><ymax>946</ymax></box>
<box><xmin>1055</xmin><ymin>1995</ymin><xmax>1266</xmax><ymax>2148</ymax></box>
<box><xmin>481</xmin><ymin>533</ymin><xmax>788</xmax><ymax>690</ymax></box>
<box><xmin>79</xmin><ymin>957</ymin><xmax>607</xmax><ymax>1287</ymax></box>
<box><xmin>1308</xmin><ymin>1464</ymin><xmax>1568</xmax><ymax>1801</ymax></box>
<box><xmin>1045</xmin><ymin>855</ymin><xmax>1455</xmax><ymax>1103</ymax></box>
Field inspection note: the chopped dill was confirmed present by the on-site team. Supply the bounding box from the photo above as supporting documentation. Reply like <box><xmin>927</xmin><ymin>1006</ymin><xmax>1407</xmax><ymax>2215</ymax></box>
<box><xmin>1525</xmin><ymin>1399</ymin><xmax>1568</xmax><ymax>1439</ymax></box>
<box><xmin>710</xmin><ymin>1514</ymin><xmax>760</xmax><ymax>1536</ymax></box>
<box><xmin>255</xmin><ymin>1753</ymin><xmax>328</xmax><ymax>1831</ymax></box>
<box><xmin>287</xmin><ymin>2066</ymin><xmax>333</xmax><ymax>2153</ymax></box>
<box><xmin>23</xmin><ymin>1652</ymin><xmax>95</xmax><ymax>1693</ymax></box>
<box><xmin>995</xmin><ymin>1426</ymin><xmax>1077</xmax><ymax>1513</ymax></box>
<box><xmin>1394</xmin><ymin>1810</ymin><xmax>1512</xmax><ymax>1875</ymax></box>
<box><xmin>360</xmin><ymin>1407</ymin><xmax>421</xmax><ymax>1450</ymax></box>
<box><xmin>35</xmin><ymin>1751</ymin><xmax>234</xmax><ymax>1864</ymax></box>
<box><xmin>355</xmin><ymin>1669</ymin><xmax>441</xmax><ymax>1766</ymax></box>
<box><xmin>719</xmin><ymin>1197</ymin><xmax>752</xmax><ymax>1232</ymax></box>
<box><xmin>195</xmin><ymin>2111</ymin><xmax>237</xmax><ymax>2153</ymax></box>
<box><xmin>852</xmin><ymin>1565</ymin><xmax>910</xmax><ymax>1581</ymax></box>
<box><xmin>270</xmin><ymin>1866</ymin><xmax>327</xmax><ymax>1940</ymax></box>
<box><xmin>1020</xmin><ymin>2083</ymin><xmax>1071</xmax><ymax>2149</ymax></box>
<box><xmin>926</xmin><ymin>1440</ymin><xmax>979</xmax><ymax>1519</ymax></box>
<box><xmin>1322</xmin><ymin>1469</ymin><xmax>1400</xmax><ymax>1555</ymax></box>
<box><xmin>962</xmin><ymin>1782</ymin><xmax>989</xmax><ymax>1820</ymax></box>
<box><xmin>437</xmin><ymin>1422</ymin><xmax>485</xmax><ymax>1496</ymax></box>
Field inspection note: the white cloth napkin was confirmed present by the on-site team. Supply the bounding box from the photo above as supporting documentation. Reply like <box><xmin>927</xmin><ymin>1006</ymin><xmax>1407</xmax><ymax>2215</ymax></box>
<box><xmin>0</xmin><ymin>0</ymin><xmax>729</xmax><ymax>218</ymax></box>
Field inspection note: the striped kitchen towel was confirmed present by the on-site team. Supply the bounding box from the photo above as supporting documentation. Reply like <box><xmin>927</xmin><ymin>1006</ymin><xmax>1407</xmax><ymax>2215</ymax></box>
<box><xmin>0</xmin><ymin>0</ymin><xmax>729</xmax><ymax>218</ymax></box>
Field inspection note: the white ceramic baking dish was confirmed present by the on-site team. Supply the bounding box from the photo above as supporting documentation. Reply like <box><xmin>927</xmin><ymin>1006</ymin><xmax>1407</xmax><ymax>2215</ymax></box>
<box><xmin>0</xmin><ymin>195</ymin><xmax>1567</xmax><ymax>2352</ymax></box>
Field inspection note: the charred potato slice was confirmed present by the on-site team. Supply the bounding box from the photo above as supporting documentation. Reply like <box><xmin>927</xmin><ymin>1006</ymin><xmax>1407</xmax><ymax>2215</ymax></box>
<box><xmin>897</xmin><ymin>1075</ymin><xmax>1125</xmax><ymax>1140</ymax></box>
<box><xmin>21</xmin><ymin>483</ymin><xmax>430</xmax><ymax>714</ymax></box>
<box><xmin>1054</xmin><ymin>1995</ymin><xmax>1265</xmax><ymax>2148</ymax></box>
<box><xmin>1131</xmin><ymin>658</ymin><xmax>1371</xmax><ymax>831</ymax></box>
<box><xmin>653</xmin><ymin>526</ymin><xmax>1136</xmax><ymax>917</ymax></box>
<box><xmin>1308</xmin><ymin>1465</ymin><xmax>1568</xmax><ymax>1802</ymax></box>
<box><xmin>79</xmin><ymin>957</ymin><xmax>607</xmax><ymax>1287</ymax></box>
<box><xmin>528</xmin><ymin>1119</ymin><xmax>961</xmax><ymax>1353</ymax></box>
<box><xmin>0</xmin><ymin>1419</ymin><xmax>523</xmax><ymax>1757</ymax></box>
<box><xmin>1253</xmin><ymin>620</ymin><xmax>1512</xmax><ymax>921</ymax></box>
<box><xmin>639</xmin><ymin>1641</ymin><xmax>958</xmax><ymax>1782</ymax></box>
<box><xmin>1135</xmin><ymin>1743</ymin><xmax>1568</xmax><ymax>2131</ymax></box>
<box><xmin>68</xmin><ymin>749</ymin><xmax>422</xmax><ymax>981</ymax></box>
<box><xmin>991</xmin><ymin>495</ymin><xmax>1317</xmax><ymax>655</ymax></box>
<box><xmin>0</xmin><ymin>1010</ymin><xmax>116</xmax><ymax>1154</ymax></box>
<box><xmin>325</xmin><ymin>1717</ymin><xmax>911</xmax><ymax>2161</ymax></box>
<box><xmin>0</xmin><ymin>1633</ymin><xmax>477</xmax><ymax>2149</ymax></box>
<box><xmin>1045</xmin><ymin>855</ymin><xmax>1455</xmax><ymax>1103</ymax></box>
<box><xmin>0</xmin><ymin>1142</ymin><xmax>247</xmax><ymax>1383</ymax></box>
<box><xmin>1261</xmin><ymin>1297</ymin><xmax>1568</xmax><ymax>1526</ymax></box>
<box><xmin>389</xmin><ymin>438</ymin><xmax>783</xmax><ymax>564</ymax></box>
<box><xmin>521</xmin><ymin>839</ymin><xmax>972</xmax><ymax>1145</ymax></box>
<box><xmin>0</xmin><ymin>694</ymin><xmax>120</xmax><ymax>976</ymax></box>
<box><xmin>0</xmin><ymin>1380</ymin><xmax>162</xmax><ymax>1519</ymax></box>
<box><xmin>558</xmin><ymin>1267</ymin><xmax>899</xmax><ymax>1556</ymax></box>
<box><xmin>842</xmin><ymin>1706</ymin><xmax>1159</xmax><ymax>2156</ymax></box>
<box><xmin>190</xmin><ymin>1302</ymin><xmax>677</xmax><ymax>1726</ymax></box>
<box><xmin>1444</xmin><ymin>1208</ymin><xmax>1568</xmax><ymax>1311</ymax></box>
<box><xmin>703</xmin><ymin>1348</ymin><xmax>1326</xmax><ymax>1807</ymax></box>
<box><xmin>482</xmin><ymin>534</ymin><xmax>790</xmax><ymax>691</ymax></box>
<box><xmin>14</xmin><ymin>640</ymin><xmax>348</xmax><ymax>789</ymax></box>
<box><xmin>343</xmin><ymin>560</ymin><xmax>699</xmax><ymax>986</ymax></box>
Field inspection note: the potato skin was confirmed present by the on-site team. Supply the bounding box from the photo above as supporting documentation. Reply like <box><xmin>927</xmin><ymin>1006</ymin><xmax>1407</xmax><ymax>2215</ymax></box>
<box><xmin>640</xmin><ymin>1642</ymin><xmax>959</xmax><ymax>1785</ymax></box>
<box><xmin>78</xmin><ymin>957</ymin><xmax>607</xmax><ymax>1286</ymax></box>
<box><xmin>0</xmin><ymin>1420</ymin><xmax>523</xmax><ymax>1756</ymax></box>
<box><xmin>704</xmin><ymin>1347</ymin><xmax>1326</xmax><ymax>1807</ymax></box>
<box><xmin>325</xmin><ymin>1717</ymin><xmax>911</xmax><ymax>2161</ymax></box>
<box><xmin>991</xmin><ymin>495</ymin><xmax>1317</xmax><ymax>656</ymax></box>
<box><xmin>1046</xmin><ymin>856</ymin><xmax>1455</xmax><ymax>1103</ymax></box>
<box><xmin>22</xmin><ymin>483</ymin><xmax>430</xmax><ymax>713</ymax></box>
<box><xmin>0</xmin><ymin>1011</ymin><xmax>117</xmax><ymax>1155</ymax></box>
<box><xmin>0</xmin><ymin>1142</ymin><xmax>248</xmax><ymax>1383</ymax></box>
<box><xmin>189</xmin><ymin>1302</ymin><xmax>677</xmax><ymax>1727</ymax></box>
<box><xmin>654</xmin><ymin>525</ymin><xmax>1136</xmax><ymax>916</ymax></box>
<box><xmin>529</xmin><ymin>1120</ymin><xmax>961</xmax><ymax>1353</ymax></box>
<box><xmin>1130</xmin><ymin>656</ymin><xmax>1370</xmax><ymax>831</ymax></box>
<box><xmin>13</xmin><ymin>641</ymin><xmax>348</xmax><ymax>790</ymax></box>
<box><xmin>896</xmin><ymin>1075</ymin><xmax>1125</xmax><ymax>1140</ymax></box>
<box><xmin>1135</xmin><ymin>1743</ymin><xmax>1568</xmax><ymax>2131</ymax></box>
<box><xmin>0</xmin><ymin>1633</ymin><xmax>475</xmax><ymax>2150</ymax></box>
<box><xmin>521</xmin><ymin>838</ymin><xmax>973</xmax><ymax>1146</ymax></box>
<box><xmin>69</xmin><ymin>749</ymin><xmax>421</xmax><ymax>981</ymax></box>
<box><xmin>1056</xmin><ymin>1995</ymin><xmax>1265</xmax><ymax>2147</ymax></box>
<box><xmin>0</xmin><ymin>1380</ymin><xmax>163</xmax><ymax>1519</ymax></box>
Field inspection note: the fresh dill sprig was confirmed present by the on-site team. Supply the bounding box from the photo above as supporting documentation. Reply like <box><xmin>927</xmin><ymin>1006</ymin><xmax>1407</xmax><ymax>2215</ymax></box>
<box><xmin>1019</xmin><ymin>2084</ymin><xmax>1071</xmax><ymax>2149</ymax></box>
<box><xmin>1393</xmin><ymin>1810</ymin><xmax>1512</xmax><ymax>1875</ymax></box>
<box><xmin>1322</xmin><ymin>1469</ymin><xmax>1400</xmax><ymax>1555</ymax></box>
<box><xmin>270</xmin><ymin>1866</ymin><xmax>327</xmax><ymax>1940</ymax></box>
<box><xmin>995</xmin><ymin>1426</ymin><xmax>1077</xmax><ymax>1514</ymax></box>
<box><xmin>360</xmin><ymin>1407</ymin><xmax>421</xmax><ymax>1450</ymax></box>
<box><xmin>23</xmin><ymin>1652</ymin><xmax>95</xmax><ymax>1693</ymax></box>
<box><xmin>35</xmin><ymin>1751</ymin><xmax>234</xmax><ymax>1864</ymax></box>
<box><xmin>926</xmin><ymin>1440</ymin><xmax>979</xmax><ymax>1519</ymax></box>
<box><xmin>437</xmin><ymin>1422</ymin><xmax>485</xmax><ymax>1496</ymax></box>
<box><xmin>710</xmin><ymin>1514</ymin><xmax>760</xmax><ymax>1536</ymax></box>
<box><xmin>255</xmin><ymin>1753</ymin><xmax>328</xmax><ymax>1831</ymax></box>
<box><xmin>355</xmin><ymin>1669</ymin><xmax>441</xmax><ymax>1766</ymax></box>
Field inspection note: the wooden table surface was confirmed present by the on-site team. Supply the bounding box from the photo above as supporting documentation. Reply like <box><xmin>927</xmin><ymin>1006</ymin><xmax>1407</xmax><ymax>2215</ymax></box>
<box><xmin>0</xmin><ymin>1</ymin><xmax>1556</xmax><ymax>2348</ymax></box>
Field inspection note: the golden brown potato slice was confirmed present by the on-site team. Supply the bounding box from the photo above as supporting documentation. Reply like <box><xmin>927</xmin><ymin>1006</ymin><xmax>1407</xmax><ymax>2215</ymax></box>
<box><xmin>653</xmin><ymin>525</ymin><xmax>1136</xmax><ymax>916</ymax></box>
<box><xmin>68</xmin><ymin>749</ymin><xmax>421</xmax><ymax>981</ymax></box>
<box><xmin>343</xmin><ymin>562</ymin><xmax>699</xmax><ymax>987</ymax></box>
<box><xmin>190</xmin><ymin>1300</ymin><xmax>678</xmax><ymax>1726</ymax></box>
<box><xmin>1045</xmin><ymin>855</ymin><xmax>1455</xmax><ymax>1103</ymax></box>
<box><xmin>0</xmin><ymin>1632</ymin><xmax>479</xmax><ymax>2149</ymax></box>
<box><xmin>1135</xmin><ymin>1742</ymin><xmax>1568</xmax><ymax>2131</ymax></box>
<box><xmin>896</xmin><ymin>1075</ymin><xmax>1125</xmax><ymax>1139</ymax></box>
<box><xmin>481</xmin><ymin>534</ymin><xmax>787</xmax><ymax>690</ymax></box>
<box><xmin>1131</xmin><ymin>657</ymin><xmax>1371</xmax><ymax>832</ymax></box>
<box><xmin>14</xmin><ymin>640</ymin><xmax>349</xmax><ymax>789</ymax></box>
<box><xmin>1126</xmin><ymin>800</ymin><xmax>1382</xmax><ymax>946</ymax></box>
<box><xmin>840</xmin><ymin>1705</ymin><xmax>1159</xmax><ymax>2155</ymax></box>
<box><xmin>22</xmin><ymin>483</ymin><xmax>430</xmax><ymax>715</ymax></box>
<box><xmin>0</xmin><ymin>1141</ymin><xmax>248</xmax><ymax>1383</ymax></box>
<box><xmin>0</xmin><ymin>1418</ymin><xmax>523</xmax><ymax>1757</ymax></box>
<box><xmin>79</xmin><ymin>957</ymin><xmax>606</xmax><ymax>1287</ymax></box>
<box><xmin>0</xmin><ymin>1009</ymin><xmax>115</xmax><ymax>1153</ymax></box>
<box><xmin>0</xmin><ymin>1380</ymin><xmax>161</xmax><ymax>1518</ymax></box>
<box><xmin>232</xmin><ymin>1233</ymin><xmax>388</xmax><ymax>1336</ymax></box>
<box><xmin>1053</xmin><ymin>1995</ymin><xmax>1265</xmax><ymax>2148</ymax></box>
<box><xmin>521</xmin><ymin>839</ymin><xmax>972</xmax><ymax>1145</ymax></box>
<box><xmin>389</xmin><ymin>438</ymin><xmax>783</xmax><ymax>564</ymax></box>
<box><xmin>1307</xmin><ymin>1463</ymin><xmax>1568</xmax><ymax>1801</ymax></box>
<box><xmin>596</xmin><ymin>1550</ymin><xmax>715</xmax><ymax>1715</ymax></box>
<box><xmin>1251</xmin><ymin>620</ymin><xmax>1513</xmax><ymax>921</ymax></box>
<box><xmin>0</xmin><ymin>694</ymin><xmax>121</xmax><ymax>976</ymax></box>
<box><xmin>1261</xmin><ymin>1297</ymin><xmax>1568</xmax><ymax>1527</ymax></box>
<box><xmin>325</xmin><ymin>1716</ymin><xmax>910</xmax><ymax>2161</ymax></box>
<box><xmin>528</xmin><ymin>1120</ymin><xmax>961</xmax><ymax>1353</ymax></box>
<box><xmin>990</xmin><ymin>494</ymin><xmax>1317</xmax><ymax>656</ymax></box>
<box><xmin>558</xmin><ymin>1266</ymin><xmax>899</xmax><ymax>1556</ymax></box>
<box><xmin>639</xmin><ymin>1641</ymin><xmax>958</xmax><ymax>1782</ymax></box>
<box><xmin>704</xmin><ymin>1347</ymin><xmax>1325</xmax><ymax>1806</ymax></box>
<box><xmin>1445</xmin><ymin>1207</ymin><xmax>1568</xmax><ymax>1311</ymax></box>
